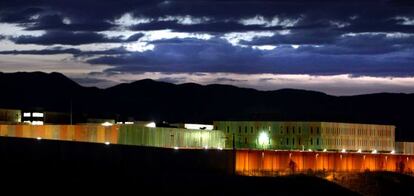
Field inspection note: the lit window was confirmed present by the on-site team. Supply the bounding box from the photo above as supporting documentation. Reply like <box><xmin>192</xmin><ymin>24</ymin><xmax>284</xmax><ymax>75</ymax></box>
<box><xmin>32</xmin><ymin>112</ymin><xmax>44</xmax><ymax>117</ymax></box>
<box><xmin>32</xmin><ymin>121</ymin><xmax>44</xmax><ymax>125</ymax></box>
<box><xmin>23</xmin><ymin>112</ymin><xmax>31</xmax><ymax>117</ymax></box>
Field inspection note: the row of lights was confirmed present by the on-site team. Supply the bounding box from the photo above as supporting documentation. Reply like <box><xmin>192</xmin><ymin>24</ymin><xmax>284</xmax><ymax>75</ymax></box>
<box><xmin>33</xmin><ymin>136</ymin><xmax>396</xmax><ymax>155</ymax></box>
<box><xmin>172</xmin><ymin>146</ymin><xmax>223</xmax><ymax>150</ymax></box>
<box><xmin>304</xmin><ymin>148</ymin><xmax>395</xmax><ymax>155</ymax></box>
<box><xmin>317</xmin><ymin>148</ymin><xmax>395</xmax><ymax>154</ymax></box>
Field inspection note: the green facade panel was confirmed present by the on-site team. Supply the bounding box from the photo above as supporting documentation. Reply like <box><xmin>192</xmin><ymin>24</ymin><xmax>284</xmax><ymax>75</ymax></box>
<box><xmin>118</xmin><ymin>125</ymin><xmax>226</xmax><ymax>149</ymax></box>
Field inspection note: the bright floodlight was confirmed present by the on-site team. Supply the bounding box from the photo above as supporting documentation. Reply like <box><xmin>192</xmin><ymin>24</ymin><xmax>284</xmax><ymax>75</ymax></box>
<box><xmin>104</xmin><ymin>141</ymin><xmax>110</xmax><ymax>145</ymax></box>
<box><xmin>173</xmin><ymin>146</ymin><xmax>179</xmax><ymax>150</ymax></box>
<box><xmin>145</xmin><ymin>122</ymin><xmax>156</xmax><ymax>128</ymax></box>
<box><xmin>217</xmin><ymin>147</ymin><xmax>223</xmax><ymax>151</ymax></box>
<box><xmin>357</xmin><ymin>149</ymin><xmax>362</xmax><ymax>153</ymax></box>
<box><xmin>204</xmin><ymin>145</ymin><xmax>208</xmax><ymax>149</ymax></box>
<box><xmin>258</xmin><ymin>132</ymin><xmax>269</xmax><ymax>147</ymax></box>
<box><xmin>372</xmin><ymin>149</ymin><xmax>377</xmax><ymax>154</ymax></box>
<box><xmin>184</xmin><ymin>124</ymin><xmax>214</xmax><ymax>130</ymax></box>
<box><xmin>341</xmin><ymin>149</ymin><xmax>346</xmax><ymax>153</ymax></box>
<box><xmin>323</xmin><ymin>149</ymin><xmax>327</xmax><ymax>152</ymax></box>
<box><xmin>36</xmin><ymin>137</ymin><xmax>42</xmax><ymax>140</ymax></box>
<box><xmin>308</xmin><ymin>149</ymin><xmax>312</xmax><ymax>152</ymax></box>
<box><xmin>101</xmin><ymin>122</ymin><xmax>113</xmax><ymax>126</ymax></box>
<box><xmin>391</xmin><ymin>150</ymin><xmax>395</xmax><ymax>154</ymax></box>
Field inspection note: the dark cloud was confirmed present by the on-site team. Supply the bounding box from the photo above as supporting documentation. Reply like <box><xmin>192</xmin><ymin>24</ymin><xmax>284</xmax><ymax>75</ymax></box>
<box><xmin>241</xmin><ymin>28</ymin><xmax>342</xmax><ymax>45</ymax></box>
<box><xmin>25</xmin><ymin>14</ymin><xmax>115</xmax><ymax>32</ymax></box>
<box><xmin>0</xmin><ymin>48</ymin><xmax>82</xmax><ymax>55</ymax></box>
<box><xmin>1</xmin><ymin>0</ymin><xmax>414</xmax><ymax>79</ymax></box>
<box><xmin>0</xmin><ymin>47</ymin><xmax>132</xmax><ymax>57</ymax></box>
<box><xmin>130</xmin><ymin>21</ymin><xmax>285</xmax><ymax>33</ymax></box>
<box><xmin>87</xmin><ymin>38</ymin><xmax>414</xmax><ymax>77</ymax></box>
<box><xmin>11</xmin><ymin>31</ymin><xmax>143</xmax><ymax>45</ymax></box>
<box><xmin>1</xmin><ymin>0</ymin><xmax>412</xmax><ymax>34</ymax></box>
<box><xmin>245</xmin><ymin>32</ymin><xmax>414</xmax><ymax>55</ymax></box>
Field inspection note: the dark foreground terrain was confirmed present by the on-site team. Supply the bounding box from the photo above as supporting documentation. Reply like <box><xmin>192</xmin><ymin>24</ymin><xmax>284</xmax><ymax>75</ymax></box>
<box><xmin>0</xmin><ymin>137</ymin><xmax>412</xmax><ymax>195</ymax></box>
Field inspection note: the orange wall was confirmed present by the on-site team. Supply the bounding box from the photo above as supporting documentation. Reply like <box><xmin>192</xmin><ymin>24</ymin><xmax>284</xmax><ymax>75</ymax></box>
<box><xmin>236</xmin><ymin>150</ymin><xmax>414</xmax><ymax>174</ymax></box>
<box><xmin>0</xmin><ymin>125</ymin><xmax>119</xmax><ymax>144</ymax></box>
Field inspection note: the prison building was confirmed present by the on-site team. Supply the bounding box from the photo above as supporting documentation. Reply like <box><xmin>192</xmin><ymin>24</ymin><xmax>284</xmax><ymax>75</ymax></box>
<box><xmin>214</xmin><ymin>121</ymin><xmax>395</xmax><ymax>153</ymax></box>
<box><xmin>235</xmin><ymin>150</ymin><xmax>414</xmax><ymax>175</ymax></box>
<box><xmin>0</xmin><ymin>124</ymin><xmax>225</xmax><ymax>149</ymax></box>
<box><xmin>396</xmin><ymin>142</ymin><xmax>414</xmax><ymax>155</ymax></box>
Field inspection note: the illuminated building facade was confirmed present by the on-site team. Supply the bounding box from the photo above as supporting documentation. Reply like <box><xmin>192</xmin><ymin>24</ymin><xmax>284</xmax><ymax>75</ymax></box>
<box><xmin>0</xmin><ymin>108</ymin><xmax>21</xmax><ymax>124</ymax></box>
<box><xmin>214</xmin><ymin>121</ymin><xmax>395</xmax><ymax>153</ymax></box>
<box><xmin>235</xmin><ymin>150</ymin><xmax>414</xmax><ymax>175</ymax></box>
<box><xmin>0</xmin><ymin>121</ymin><xmax>414</xmax><ymax>175</ymax></box>
<box><xmin>0</xmin><ymin>124</ymin><xmax>225</xmax><ymax>149</ymax></box>
<box><xmin>396</xmin><ymin>142</ymin><xmax>414</xmax><ymax>155</ymax></box>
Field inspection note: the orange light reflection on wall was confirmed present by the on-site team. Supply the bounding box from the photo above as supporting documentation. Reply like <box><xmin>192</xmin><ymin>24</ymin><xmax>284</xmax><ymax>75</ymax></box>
<box><xmin>236</xmin><ymin>150</ymin><xmax>414</xmax><ymax>174</ymax></box>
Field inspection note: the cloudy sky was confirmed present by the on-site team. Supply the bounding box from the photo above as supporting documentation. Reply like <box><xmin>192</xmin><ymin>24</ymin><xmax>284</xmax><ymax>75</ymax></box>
<box><xmin>1</xmin><ymin>0</ymin><xmax>414</xmax><ymax>95</ymax></box>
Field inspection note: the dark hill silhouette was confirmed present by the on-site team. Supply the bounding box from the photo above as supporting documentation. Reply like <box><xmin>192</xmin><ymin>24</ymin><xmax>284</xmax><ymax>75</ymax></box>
<box><xmin>0</xmin><ymin>72</ymin><xmax>413</xmax><ymax>141</ymax></box>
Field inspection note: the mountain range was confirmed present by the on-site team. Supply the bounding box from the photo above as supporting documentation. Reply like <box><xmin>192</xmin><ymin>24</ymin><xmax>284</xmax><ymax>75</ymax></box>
<box><xmin>0</xmin><ymin>71</ymin><xmax>413</xmax><ymax>141</ymax></box>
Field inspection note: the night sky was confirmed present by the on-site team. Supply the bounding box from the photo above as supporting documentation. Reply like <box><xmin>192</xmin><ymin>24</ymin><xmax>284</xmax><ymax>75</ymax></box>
<box><xmin>1</xmin><ymin>0</ymin><xmax>414</xmax><ymax>95</ymax></box>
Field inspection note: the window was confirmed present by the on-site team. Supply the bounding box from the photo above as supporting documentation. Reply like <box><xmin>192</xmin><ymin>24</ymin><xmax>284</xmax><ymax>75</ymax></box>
<box><xmin>23</xmin><ymin>112</ymin><xmax>31</xmax><ymax>117</ymax></box>
<box><xmin>292</xmin><ymin>127</ymin><xmax>295</xmax><ymax>134</ymax></box>
<box><xmin>244</xmin><ymin>137</ymin><xmax>247</xmax><ymax>144</ymax></box>
<box><xmin>292</xmin><ymin>138</ymin><xmax>295</xmax><ymax>145</ymax></box>
<box><xmin>317</xmin><ymin>138</ymin><xmax>319</xmax><ymax>145</ymax></box>
<box><xmin>316</xmin><ymin>127</ymin><xmax>319</xmax><ymax>134</ymax></box>
<box><xmin>310</xmin><ymin>138</ymin><xmax>313</xmax><ymax>145</ymax></box>
<box><xmin>32</xmin><ymin>112</ymin><xmax>44</xmax><ymax>117</ymax></box>
<box><xmin>245</xmin><ymin>126</ymin><xmax>247</xmax><ymax>133</ymax></box>
<box><xmin>251</xmin><ymin>127</ymin><xmax>253</xmax><ymax>133</ymax></box>
<box><xmin>299</xmin><ymin>127</ymin><xmax>301</xmax><ymax>134</ymax></box>
<box><xmin>299</xmin><ymin>138</ymin><xmax>301</xmax><ymax>145</ymax></box>
<box><xmin>227</xmin><ymin>126</ymin><xmax>229</xmax><ymax>133</ymax></box>
<box><xmin>310</xmin><ymin>127</ymin><xmax>313</xmax><ymax>134</ymax></box>
<box><xmin>286</xmin><ymin>138</ymin><xmax>289</xmax><ymax>145</ymax></box>
<box><xmin>32</xmin><ymin>121</ymin><xmax>43</xmax><ymax>125</ymax></box>
<box><xmin>239</xmin><ymin>126</ymin><xmax>241</xmax><ymax>133</ymax></box>
<box><xmin>286</xmin><ymin>126</ymin><xmax>289</xmax><ymax>134</ymax></box>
